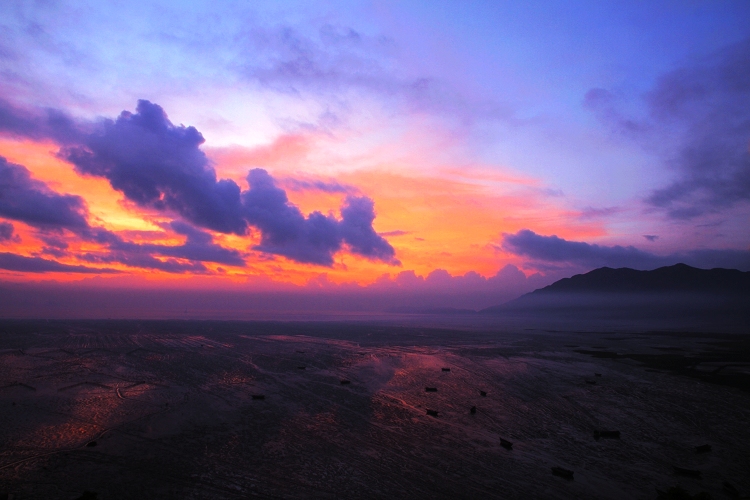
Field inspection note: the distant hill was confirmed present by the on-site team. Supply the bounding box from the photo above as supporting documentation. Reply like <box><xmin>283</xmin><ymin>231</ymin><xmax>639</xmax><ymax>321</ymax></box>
<box><xmin>481</xmin><ymin>264</ymin><xmax>750</xmax><ymax>316</ymax></box>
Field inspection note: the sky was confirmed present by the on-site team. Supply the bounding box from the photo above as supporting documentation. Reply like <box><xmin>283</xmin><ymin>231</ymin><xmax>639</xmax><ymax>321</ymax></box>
<box><xmin>1</xmin><ymin>0</ymin><xmax>749</xmax><ymax>316</ymax></box>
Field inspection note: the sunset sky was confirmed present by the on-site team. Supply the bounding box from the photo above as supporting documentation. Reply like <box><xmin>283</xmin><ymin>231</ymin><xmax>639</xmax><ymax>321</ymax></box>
<box><xmin>1</xmin><ymin>1</ymin><xmax>749</xmax><ymax>315</ymax></box>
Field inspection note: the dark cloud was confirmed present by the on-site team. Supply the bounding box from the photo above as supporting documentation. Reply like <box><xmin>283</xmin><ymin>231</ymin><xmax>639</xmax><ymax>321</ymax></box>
<box><xmin>159</xmin><ymin>221</ymin><xmax>245</xmax><ymax>266</ymax></box>
<box><xmin>81</xmin><ymin>224</ymin><xmax>244</xmax><ymax>272</ymax></box>
<box><xmin>243</xmin><ymin>169</ymin><xmax>397</xmax><ymax>265</ymax></box>
<box><xmin>109</xmin><ymin>223</ymin><xmax>244</xmax><ymax>267</ymax></box>
<box><xmin>0</xmin><ymin>150</ymin><xmax>244</xmax><ymax>272</ymax></box>
<box><xmin>0</xmin><ymin>252</ymin><xmax>118</xmax><ymax>273</ymax></box>
<box><xmin>502</xmin><ymin>229</ymin><xmax>750</xmax><ymax>271</ymax></box>
<box><xmin>0</xmin><ymin>221</ymin><xmax>15</xmax><ymax>242</ymax></box>
<box><xmin>0</xmin><ymin>156</ymin><xmax>89</xmax><ymax>230</ymax></box>
<box><xmin>61</xmin><ymin>100</ymin><xmax>248</xmax><ymax>235</ymax></box>
<box><xmin>339</xmin><ymin>196</ymin><xmax>399</xmax><ymax>264</ymax></box>
<box><xmin>643</xmin><ymin>235</ymin><xmax>659</xmax><ymax>242</ymax></box>
<box><xmin>59</xmin><ymin>101</ymin><xmax>396</xmax><ymax>267</ymax></box>
<box><xmin>0</xmin><ymin>98</ymin><xmax>82</xmax><ymax>144</ymax></box>
<box><xmin>587</xmin><ymin>38</ymin><xmax>750</xmax><ymax>218</ymax></box>
<box><xmin>79</xmin><ymin>250</ymin><xmax>207</xmax><ymax>274</ymax></box>
<box><xmin>243</xmin><ymin>168</ymin><xmax>340</xmax><ymax>265</ymax></box>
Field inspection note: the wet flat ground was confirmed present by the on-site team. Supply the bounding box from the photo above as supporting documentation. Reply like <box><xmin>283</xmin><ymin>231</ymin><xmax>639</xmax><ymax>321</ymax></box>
<box><xmin>1</xmin><ymin>320</ymin><xmax>749</xmax><ymax>499</ymax></box>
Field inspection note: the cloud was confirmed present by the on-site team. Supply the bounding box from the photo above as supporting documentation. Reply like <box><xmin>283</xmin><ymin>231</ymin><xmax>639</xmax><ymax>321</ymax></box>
<box><xmin>59</xmin><ymin>100</ymin><xmax>397</xmax><ymax>267</ymax></box>
<box><xmin>0</xmin><ymin>156</ymin><xmax>90</xmax><ymax>230</ymax></box>
<box><xmin>502</xmin><ymin>229</ymin><xmax>750</xmax><ymax>271</ymax></box>
<box><xmin>236</xmin><ymin>24</ymin><xmax>515</xmax><ymax>123</ymax></box>
<box><xmin>0</xmin><ymin>252</ymin><xmax>118</xmax><ymax>273</ymax></box>
<box><xmin>243</xmin><ymin>168</ymin><xmax>397</xmax><ymax>265</ymax></box>
<box><xmin>0</xmin><ymin>98</ymin><xmax>83</xmax><ymax>144</ymax></box>
<box><xmin>159</xmin><ymin>221</ymin><xmax>245</xmax><ymax>266</ymax></box>
<box><xmin>61</xmin><ymin>100</ymin><xmax>248</xmax><ymax>235</ymax></box>
<box><xmin>378</xmin><ymin>230</ymin><xmax>410</xmax><ymax>237</ymax></box>
<box><xmin>80</xmin><ymin>224</ymin><xmax>244</xmax><ymax>272</ymax></box>
<box><xmin>578</xmin><ymin>206</ymin><xmax>621</xmax><ymax>219</ymax></box>
<box><xmin>283</xmin><ymin>178</ymin><xmax>356</xmax><ymax>194</ymax></box>
<box><xmin>0</xmin><ymin>151</ymin><xmax>245</xmax><ymax>272</ymax></box>
<box><xmin>79</xmin><ymin>251</ymin><xmax>208</xmax><ymax>274</ymax></box>
<box><xmin>587</xmin><ymin>38</ymin><xmax>750</xmax><ymax>218</ymax></box>
<box><xmin>643</xmin><ymin>235</ymin><xmax>658</xmax><ymax>242</ymax></box>
<box><xmin>0</xmin><ymin>221</ymin><xmax>15</xmax><ymax>242</ymax></box>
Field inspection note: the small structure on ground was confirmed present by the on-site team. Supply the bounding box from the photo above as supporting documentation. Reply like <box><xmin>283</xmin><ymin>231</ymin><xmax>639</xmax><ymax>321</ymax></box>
<box><xmin>551</xmin><ymin>467</ymin><xmax>574</xmax><ymax>480</ymax></box>
<box><xmin>594</xmin><ymin>430</ymin><xmax>620</xmax><ymax>440</ymax></box>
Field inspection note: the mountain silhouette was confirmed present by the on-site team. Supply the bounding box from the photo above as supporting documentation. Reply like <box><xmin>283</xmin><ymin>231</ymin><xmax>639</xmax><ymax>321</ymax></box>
<box><xmin>481</xmin><ymin>264</ymin><xmax>749</xmax><ymax>317</ymax></box>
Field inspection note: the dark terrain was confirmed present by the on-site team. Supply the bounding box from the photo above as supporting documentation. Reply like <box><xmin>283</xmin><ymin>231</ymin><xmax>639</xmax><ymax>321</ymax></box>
<box><xmin>1</xmin><ymin>319</ymin><xmax>749</xmax><ymax>499</ymax></box>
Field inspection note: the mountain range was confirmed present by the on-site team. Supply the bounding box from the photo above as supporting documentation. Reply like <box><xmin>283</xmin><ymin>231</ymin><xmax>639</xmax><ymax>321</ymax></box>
<box><xmin>481</xmin><ymin>264</ymin><xmax>749</xmax><ymax>318</ymax></box>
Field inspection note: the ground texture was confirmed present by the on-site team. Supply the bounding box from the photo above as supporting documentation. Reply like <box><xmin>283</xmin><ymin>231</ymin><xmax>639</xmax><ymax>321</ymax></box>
<box><xmin>1</xmin><ymin>320</ymin><xmax>749</xmax><ymax>499</ymax></box>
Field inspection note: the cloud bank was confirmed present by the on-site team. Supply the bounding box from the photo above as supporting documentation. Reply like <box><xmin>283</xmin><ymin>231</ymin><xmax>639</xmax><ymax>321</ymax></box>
<box><xmin>0</xmin><ymin>99</ymin><xmax>397</xmax><ymax>268</ymax></box>
<box><xmin>503</xmin><ymin>229</ymin><xmax>750</xmax><ymax>271</ymax></box>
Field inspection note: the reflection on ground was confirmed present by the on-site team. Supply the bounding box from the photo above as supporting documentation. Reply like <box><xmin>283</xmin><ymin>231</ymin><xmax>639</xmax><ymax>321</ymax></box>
<box><xmin>1</xmin><ymin>320</ymin><xmax>749</xmax><ymax>499</ymax></box>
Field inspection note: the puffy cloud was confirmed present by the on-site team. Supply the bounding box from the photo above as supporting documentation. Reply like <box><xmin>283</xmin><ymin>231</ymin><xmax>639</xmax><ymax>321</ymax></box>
<box><xmin>587</xmin><ymin>38</ymin><xmax>750</xmax><ymax>218</ymax></box>
<box><xmin>339</xmin><ymin>196</ymin><xmax>399</xmax><ymax>264</ymax></box>
<box><xmin>61</xmin><ymin>100</ymin><xmax>248</xmax><ymax>234</ymax></box>
<box><xmin>59</xmin><ymin>100</ymin><xmax>397</xmax><ymax>267</ymax></box>
<box><xmin>243</xmin><ymin>168</ymin><xmax>340</xmax><ymax>264</ymax></box>
<box><xmin>502</xmin><ymin>229</ymin><xmax>750</xmax><ymax>271</ymax></box>
<box><xmin>0</xmin><ymin>156</ymin><xmax>90</xmax><ymax>230</ymax></box>
<box><xmin>243</xmin><ymin>169</ymin><xmax>397</xmax><ymax>265</ymax></box>
<box><xmin>0</xmin><ymin>252</ymin><xmax>118</xmax><ymax>273</ymax></box>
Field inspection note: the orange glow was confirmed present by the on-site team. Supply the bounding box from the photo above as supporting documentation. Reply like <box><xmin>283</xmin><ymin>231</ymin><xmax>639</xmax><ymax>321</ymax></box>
<box><xmin>0</xmin><ymin>138</ymin><xmax>160</xmax><ymax>232</ymax></box>
<box><xmin>0</xmin><ymin>134</ymin><xmax>607</xmax><ymax>287</ymax></box>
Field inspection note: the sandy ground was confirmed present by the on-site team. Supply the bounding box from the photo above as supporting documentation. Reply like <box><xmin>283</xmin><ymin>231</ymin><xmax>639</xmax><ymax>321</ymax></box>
<box><xmin>0</xmin><ymin>319</ymin><xmax>749</xmax><ymax>499</ymax></box>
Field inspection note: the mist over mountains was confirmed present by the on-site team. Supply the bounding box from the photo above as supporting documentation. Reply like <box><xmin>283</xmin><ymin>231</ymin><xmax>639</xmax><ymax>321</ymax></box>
<box><xmin>482</xmin><ymin>264</ymin><xmax>750</xmax><ymax>327</ymax></box>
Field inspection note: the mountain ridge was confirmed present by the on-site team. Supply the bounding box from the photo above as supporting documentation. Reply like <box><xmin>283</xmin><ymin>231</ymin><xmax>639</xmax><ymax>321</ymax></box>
<box><xmin>482</xmin><ymin>263</ymin><xmax>750</xmax><ymax>314</ymax></box>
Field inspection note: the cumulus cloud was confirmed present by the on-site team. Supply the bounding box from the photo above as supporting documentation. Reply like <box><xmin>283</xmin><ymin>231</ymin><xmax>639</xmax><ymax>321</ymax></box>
<box><xmin>1</xmin><ymin>99</ymin><xmax>397</xmax><ymax>267</ymax></box>
<box><xmin>244</xmin><ymin>169</ymin><xmax>397</xmax><ymax>265</ymax></box>
<box><xmin>58</xmin><ymin>100</ymin><xmax>396</xmax><ymax>266</ymax></box>
<box><xmin>0</xmin><ymin>156</ymin><xmax>90</xmax><ymax>230</ymax></box>
<box><xmin>587</xmin><ymin>38</ymin><xmax>750</xmax><ymax>218</ymax></box>
<box><xmin>61</xmin><ymin>100</ymin><xmax>248</xmax><ymax>235</ymax></box>
<box><xmin>0</xmin><ymin>153</ymin><xmax>246</xmax><ymax>272</ymax></box>
<box><xmin>339</xmin><ymin>196</ymin><xmax>399</xmax><ymax>264</ymax></box>
<box><xmin>502</xmin><ymin>229</ymin><xmax>750</xmax><ymax>271</ymax></box>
